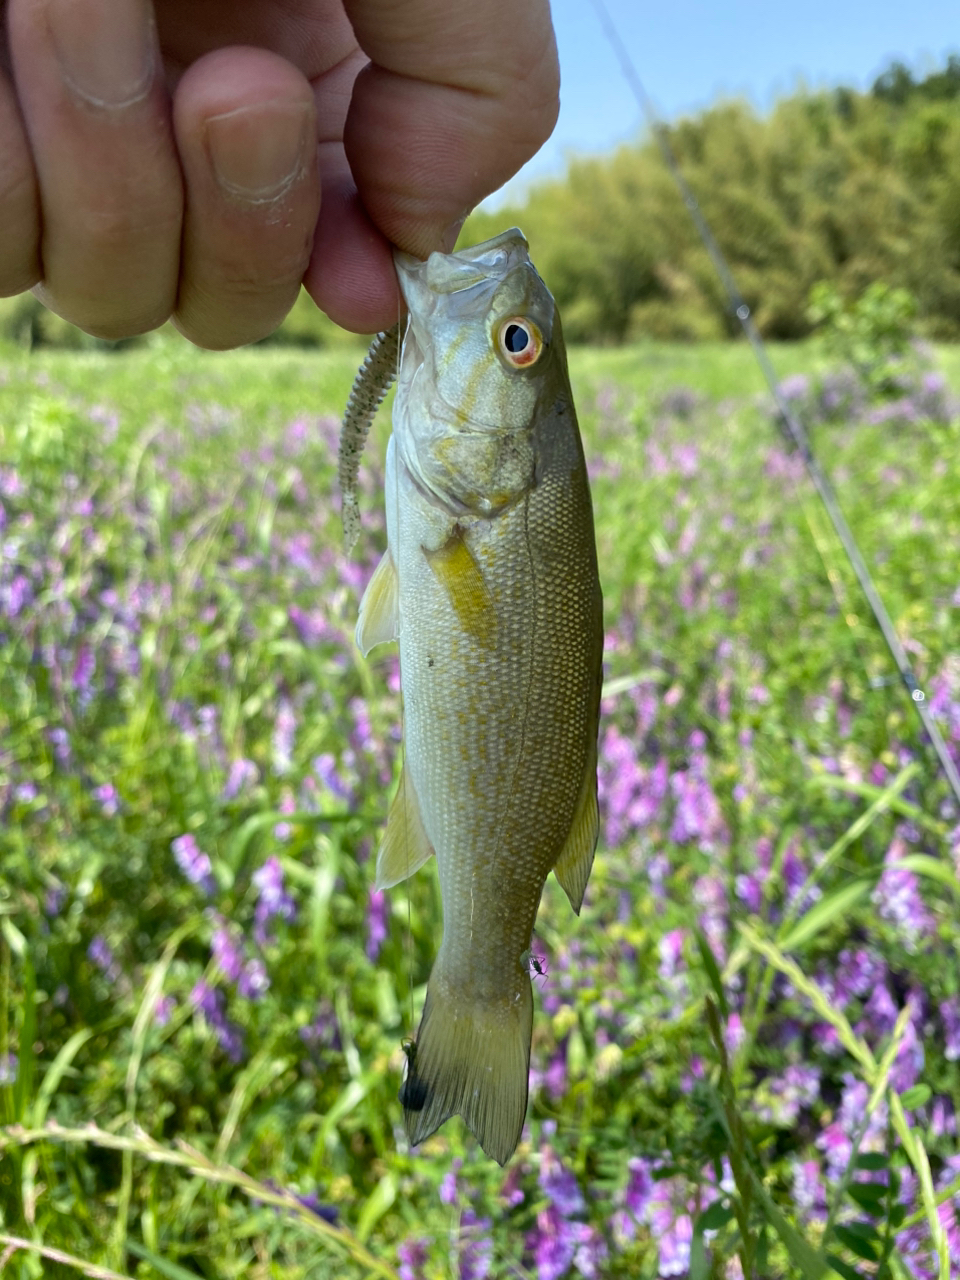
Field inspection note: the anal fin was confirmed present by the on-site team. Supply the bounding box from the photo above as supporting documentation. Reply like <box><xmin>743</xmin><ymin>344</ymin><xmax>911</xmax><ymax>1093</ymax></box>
<box><xmin>375</xmin><ymin>763</ymin><xmax>435</xmax><ymax>890</ymax></box>
<box><xmin>356</xmin><ymin>550</ymin><xmax>398</xmax><ymax>656</ymax></box>
<box><xmin>553</xmin><ymin>741</ymin><xmax>599</xmax><ymax>914</ymax></box>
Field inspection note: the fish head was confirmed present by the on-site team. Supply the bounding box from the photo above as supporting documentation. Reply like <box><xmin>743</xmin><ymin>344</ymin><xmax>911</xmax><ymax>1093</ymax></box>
<box><xmin>393</xmin><ymin>229</ymin><xmax>563</xmax><ymax>517</ymax></box>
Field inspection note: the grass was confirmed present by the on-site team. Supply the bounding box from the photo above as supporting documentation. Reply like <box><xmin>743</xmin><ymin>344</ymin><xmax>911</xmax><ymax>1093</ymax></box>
<box><xmin>0</xmin><ymin>330</ymin><xmax>958</xmax><ymax>1279</ymax></box>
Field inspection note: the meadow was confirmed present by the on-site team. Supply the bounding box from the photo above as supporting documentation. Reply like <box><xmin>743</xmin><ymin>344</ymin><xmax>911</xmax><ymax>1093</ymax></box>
<box><xmin>0</xmin><ymin>327</ymin><xmax>958</xmax><ymax>1280</ymax></box>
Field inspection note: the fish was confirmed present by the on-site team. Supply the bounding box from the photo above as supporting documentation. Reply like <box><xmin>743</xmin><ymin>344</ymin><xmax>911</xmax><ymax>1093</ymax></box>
<box><xmin>339</xmin><ymin>228</ymin><xmax>603</xmax><ymax>1165</ymax></box>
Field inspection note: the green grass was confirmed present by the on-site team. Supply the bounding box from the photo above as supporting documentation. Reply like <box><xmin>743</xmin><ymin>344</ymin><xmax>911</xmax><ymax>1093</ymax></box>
<box><xmin>1</xmin><ymin>333</ymin><xmax>958</xmax><ymax>1280</ymax></box>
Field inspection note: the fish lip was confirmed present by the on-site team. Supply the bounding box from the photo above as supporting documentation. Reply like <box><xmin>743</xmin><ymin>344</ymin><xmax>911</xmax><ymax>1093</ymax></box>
<box><xmin>393</xmin><ymin>228</ymin><xmax>539</xmax><ymax>324</ymax></box>
<box><xmin>394</xmin><ymin>228</ymin><xmax>530</xmax><ymax>294</ymax></box>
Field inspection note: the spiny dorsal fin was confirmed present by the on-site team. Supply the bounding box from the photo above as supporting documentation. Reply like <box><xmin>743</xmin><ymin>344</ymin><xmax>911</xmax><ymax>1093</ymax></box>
<box><xmin>339</xmin><ymin>322</ymin><xmax>402</xmax><ymax>551</ymax></box>
<box><xmin>422</xmin><ymin>528</ymin><xmax>497</xmax><ymax>649</ymax></box>
<box><xmin>375</xmin><ymin>762</ymin><xmax>435</xmax><ymax>891</ymax></box>
<box><xmin>553</xmin><ymin>739</ymin><xmax>599</xmax><ymax>914</ymax></box>
<box><xmin>356</xmin><ymin>550</ymin><xmax>399</xmax><ymax>656</ymax></box>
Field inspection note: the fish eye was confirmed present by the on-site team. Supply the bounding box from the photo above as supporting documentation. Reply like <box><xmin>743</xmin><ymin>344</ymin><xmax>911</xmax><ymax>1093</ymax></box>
<box><xmin>496</xmin><ymin>317</ymin><xmax>544</xmax><ymax>369</ymax></box>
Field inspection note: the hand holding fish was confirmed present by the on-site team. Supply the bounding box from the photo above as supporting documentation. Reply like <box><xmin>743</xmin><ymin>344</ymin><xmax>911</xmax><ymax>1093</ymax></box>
<box><xmin>342</xmin><ymin>231</ymin><xmax>603</xmax><ymax>1165</ymax></box>
<box><xmin>0</xmin><ymin>0</ymin><xmax>559</xmax><ymax>345</ymax></box>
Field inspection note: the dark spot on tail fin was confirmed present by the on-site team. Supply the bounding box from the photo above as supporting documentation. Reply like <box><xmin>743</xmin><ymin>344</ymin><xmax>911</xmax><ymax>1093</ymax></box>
<box><xmin>399</xmin><ymin>1037</ymin><xmax>429</xmax><ymax>1112</ymax></box>
<box><xmin>401</xmin><ymin>973</ymin><xmax>534</xmax><ymax>1165</ymax></box>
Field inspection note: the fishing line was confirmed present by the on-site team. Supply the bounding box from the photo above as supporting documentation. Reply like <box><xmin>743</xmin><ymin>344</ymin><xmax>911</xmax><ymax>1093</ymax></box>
<box><xmin>589</xmin><ymin>0</ymin><xmax>960</xmax><ymax>810</ymax></box>
<box><xmin>392</xmin><ymin>293</ymin><xmax>417</xmax><ymax>1039</ymax></box>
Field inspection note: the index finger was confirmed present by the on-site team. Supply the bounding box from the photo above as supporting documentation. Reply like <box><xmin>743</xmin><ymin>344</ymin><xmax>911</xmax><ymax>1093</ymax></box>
<box><xmin>344</xmin><ymin>0</ymin><xmax>560</xmax><ymax>255</ymax></box>
<box><xmin>304</xmin><ymin>0</ymin><xmax>559</xmax><ymax>331</ymax></box>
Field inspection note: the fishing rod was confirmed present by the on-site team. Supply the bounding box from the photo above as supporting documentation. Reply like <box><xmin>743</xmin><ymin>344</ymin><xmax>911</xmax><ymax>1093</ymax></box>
<box><xmin>589</xmin><ymin>0</ymin><xmax>960</xmax><ymax>811</ymax></box>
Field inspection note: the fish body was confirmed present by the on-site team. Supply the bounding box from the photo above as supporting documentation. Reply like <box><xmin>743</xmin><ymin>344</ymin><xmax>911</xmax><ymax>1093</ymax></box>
<box><xmin>349</xmin><ymin>230</ymin><xmax>602</xmax><ymax>1165</ymax></box>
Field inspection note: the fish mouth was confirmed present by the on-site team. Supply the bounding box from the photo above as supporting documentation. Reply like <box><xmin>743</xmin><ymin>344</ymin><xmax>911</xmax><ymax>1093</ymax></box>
<box><xmin>394</xmin><ymin>228</ymin><xmax>533</xmax><ymax>321</ymax></box>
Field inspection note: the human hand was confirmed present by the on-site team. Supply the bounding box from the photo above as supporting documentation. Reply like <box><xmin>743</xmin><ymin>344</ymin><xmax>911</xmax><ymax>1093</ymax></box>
<box><xmin>0</xmin><ymin>0</ymin><xmax>559</xmax><ymax>346</ymax></box>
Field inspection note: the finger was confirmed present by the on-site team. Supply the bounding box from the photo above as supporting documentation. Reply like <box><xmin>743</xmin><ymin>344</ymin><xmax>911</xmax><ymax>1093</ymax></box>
<box><xmin>171</xmin><ymin>47</ymin><xmax>320</xmax><ymax>349</ymax></box>
<box><xmin>342</xmin><ymin>0</ymin><xmax>560</xmax><ymax>256</ymax></box>
<box><xmin>0</xmin><ymin>66</ymin><xmax>40</xmax><ymax>296</ymax></box>
<box><xmin>304</xmin><ymin>147</ymin><xmax>400</xmax><ymax>334</ymax></box>
<box><xmin>8</xmin><ymin>0</ymin><xmax>183</xmax><ymax>337</ymax></box>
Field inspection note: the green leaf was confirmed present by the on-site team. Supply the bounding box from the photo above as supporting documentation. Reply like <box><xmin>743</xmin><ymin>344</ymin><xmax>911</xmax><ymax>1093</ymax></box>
<box><xmin>899</xmin><ymin>1083</ymin><xmax>931</xmax><ymax>1110</ymax></box>
<box><xmin>695</xmin><ymin>927</ymin><xmax>729</xmax><ymax>1018</ymax></box>
<box><xmin>356</xmin><ymin>1173</ymin><xmax>397</xmax><ymax>1244</ymax></box>
<box><xmin>688</xmin><ymin>1225</ymin><xmax>710</xmax><ymax>1280</ymax></box>
<box><xmin>834</xmin><ymin>1223</ymin><xmax>880</xmax><ymax>1261</ymax></box>
<box><xmin>893</xmin><ymin>854</ymin><xmax>960</xmax><ymax>896</ymax></box>
<box><xmin>779</xmin><ymin>878</ymin><xmax>875</xmax><ymax>951</ymax></box>
<box><xmin>854</xmin><ymin>1153</ymin><xmax>889</xmax><ymax>1171</ymax></box>
<box><xmin>696</xmin><ymin>1200</ymin><xmax>735</xmax><ymax>1232</ymax></box>
<box><xmin>827</xmin><ymin>1253</ymin><xmax>866</xmax><ymax>1280</ymax></box>
<box><xmin>846</xmin><ymin>1182</ymin><xmax>888</xmax><ymax>1214</ymax></box>
<box><xmin>126</xmin><ymin>1239</ymin><xmax>209</xmax><ymax>1280</ymax></box>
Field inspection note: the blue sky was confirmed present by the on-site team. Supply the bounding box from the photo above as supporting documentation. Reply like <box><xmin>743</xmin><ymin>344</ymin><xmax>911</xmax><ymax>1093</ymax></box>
<box><xmin>486</xmin><ymin>0</ymin><xmax>958</xmax><ymax>204</ymax></box>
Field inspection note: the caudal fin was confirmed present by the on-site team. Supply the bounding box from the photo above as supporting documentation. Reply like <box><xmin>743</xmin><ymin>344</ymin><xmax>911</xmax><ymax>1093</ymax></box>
<box><xmin>400</xmin><ymin>968</ymin><xmax>533</xmax><ymax>1166</ymax></box>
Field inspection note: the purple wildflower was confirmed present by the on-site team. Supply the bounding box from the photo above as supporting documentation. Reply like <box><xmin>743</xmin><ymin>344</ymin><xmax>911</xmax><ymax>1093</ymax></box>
<box><xmin>649</xmin><ymin>1202</ymin><xmax>692</xmax><ymax>1277</ymax></box>
<box><xmin>93</xmin><ymin>783</ymin><xmax>119</xmax><ymax>816</ymax></box>
<box><xmin>539</xmin><ymin>1145</ymin><xmax>584</xmax><ymax>1216</ymax></box>
<box><xmin>0</xmin><ymin>1053</ymin><xmax>18</xmax><ymax>1085</ymax></box>
<box><xmin>190</xmin><ymin>980</ymin><xmax>245</xmax><ymax>1063</ymax></box>
<box><xmin>290</xmin><ymin>1191</ymin><xmax>338</xmax><ymax>1223</ymax></box>
<box><xmin>941</xmin><ymin>997</ymin><xmax>960</xmax><ymax>1060</ymax></box>
<box><xmin>45</xmin><ymin>884</ymin><xmax>66</xmax><ymax>917</ymax></box>
<box><xmin>365</xmin><ymin>887</ymin><xmax>389</xmax><ymax>962</ymax></box>
<box><xmin>531</xmin><ymin>1205</ymin><xmax>579</xmax><ymax>1280</ymax></box>
<box><xmin>755</xmin><ymin>1065</ymin><xmax>821</xmax><ymax>1126</ymax></box>
<box><xmin>252</xmin><ymin>856</ymin><xmax>296</xmax><ymax>944</ymax></box>
<box><xmin>834</xmin><ymin>948</ymin><xmax>886</xmax><ymax>1004</ymax></box>
<box><xmin>72</xmin><ymin>644</ymin><xmax>96</xmax><ymax>701</ymax></box>
<box><xmin>313</xmin><ymin>752</ymin><xmax>354</xmax><ymax>803</ymax></box>
<box><xmin>397</xmin><ymin>1236</ymin><xmax>429</xmax><ymax>1280</ymax></box>
<box><xmin>152</xmin><ymin>995</ymin><xmax>175</xmax><ymax>1027</ymax></box>
<box><xmin>439</xmin><ymin>1159</ymin><xmax>462</xmax><ymax>1206</ymax></box>
<box><xmin>237</xmin><ymin>957</ymin><xmax>270</xmax><ymax>1000</ymax></box>
<box><xmin>221</xmin><ymin>757</ymin><xmax>258</xmax><ymax>801</ymax></box>
<box><xmin>873</xmin><ymin>835</ymin><xmax>933</xmax><ymax>951</ymax></box>
<box><xmin>299</xmin><ymin>1003</ymin><xmax>341</xmax><ymax>1054</ymax></box>
<box><xmin>500</xmin><ymin>1166</ymin><xmax>525</xmax><ymax>1208</ymax></box>
<box><xmin>542</xmin><ymin>1046</ymin><xmax>567</xmax><ymax>1100</ymax></box>
<box><xmin>779</xmin><ymin>373</ymin><xmax>810</xmax><ymax>402</ymax></box>
<box><xmin>459</xmin><ymin>1210</ymin><xmax>493</xmax><ymax>1280</ymax></box>
<box><xmin>573</xmin><ymin>1225</ymin><xmax>608</xmax><ymax>1279</ymax></box>
<box><xmin>88</xmin><ymin>935</ymin><xmax>120</xmax><ymax>983</ymax></box>
<box><xmin>792</xmin><ymin>1159</ymin><xmax>826</xmax><ymax>1222</ymax></box>
<box><xmin>171</xmin><ymin>834</ymin><xmax>215</xmax><ymax>895</ymax></box>
<box><xmin>272</xmin><ymin>698</ymin><xmax>296</xmax><ymax>774</ymax></box>
<box><xmin>48</xmin><ymin>727</ymin><xmax>72</xmax><ymax>766</ymax></box>
<box><xmin>210</xmin><ymin>917</ymin><xmax>244</xmax><ymax>983</ymax></box>
<box><xmin>669</xmin><ymin>734</ymin><xmax>726</xmax><ymax>849</ymax></box>
<box><xmin>890</xmin><ymin>995</ymin><xmax>925</xmax><ymax>1093</ymax></box>
<box><xmin>613</xmin><ymin>1155</ymin><xmax>655</xmax><ymax>1242</ymax></box>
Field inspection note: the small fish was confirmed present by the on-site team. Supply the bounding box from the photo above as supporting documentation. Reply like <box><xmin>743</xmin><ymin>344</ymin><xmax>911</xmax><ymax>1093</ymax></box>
<box><xmin>340</xmin><ymin>229</ymin><xmax>603</xmax><ymax>1165</ymax></box>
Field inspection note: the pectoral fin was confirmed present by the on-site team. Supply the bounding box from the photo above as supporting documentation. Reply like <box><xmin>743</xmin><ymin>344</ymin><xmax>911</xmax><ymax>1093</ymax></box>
<box><xmin>423</xmin><ymin>529</ymin><xmax>496</xmax><ymax>649</ymax></box>
<box><xmin>553</xmin><ymin>742</ymin><xmax>599</xmax><ymax>914</ymax></box>
<box><xmin>375</xmin><ymin>763</ymin><xmax>436</xmax><ymax>890</ymax></box>
<box><xmin>356</xmin><ymin>550</ymin><xmax>398</xmax><ymax>655</ymax></box>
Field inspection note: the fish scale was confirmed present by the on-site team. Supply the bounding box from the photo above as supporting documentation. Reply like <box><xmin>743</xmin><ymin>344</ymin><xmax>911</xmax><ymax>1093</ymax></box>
<box><xmin>343</xmin><ymin>229</ymin><xmax>602</xmax><ymax>1164</ymax></box>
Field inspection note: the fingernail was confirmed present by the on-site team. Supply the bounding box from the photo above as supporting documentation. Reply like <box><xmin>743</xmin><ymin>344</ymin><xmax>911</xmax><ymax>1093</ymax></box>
<box><xmin>47</xmin><ymin>0</ymin><xmax>155</xmax><ymax>108</ymax></box>
<box><xmin>205</xmin><ymin>103</ymin><xmax>314</xmax><ymax>203</ymax></box>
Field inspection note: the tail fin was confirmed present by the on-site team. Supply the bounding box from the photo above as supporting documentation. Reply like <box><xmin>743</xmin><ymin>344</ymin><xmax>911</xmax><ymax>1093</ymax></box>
<box><xmin>400</xmin><ymin>967</ymin><xmax>533</xmax><ymax>1166</ymax></box>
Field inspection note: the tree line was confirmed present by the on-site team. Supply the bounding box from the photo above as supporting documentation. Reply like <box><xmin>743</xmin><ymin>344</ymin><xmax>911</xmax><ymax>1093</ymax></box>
<box><xmin>4</xmin><ymin>59</ymin><xmax>960</xmax><ymax>348</ymax></box>
<box><xmin>462</xmin><ymin>58</ymin><xmax>960</xmax><ymax>342</ymax></box>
